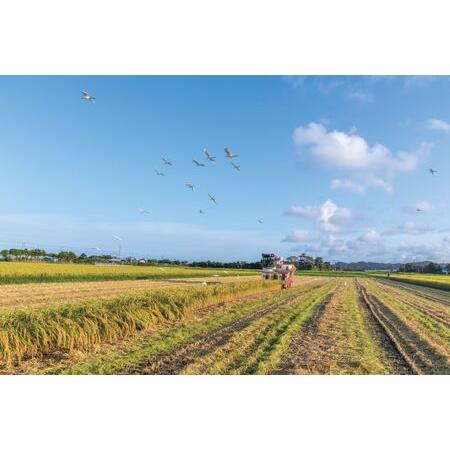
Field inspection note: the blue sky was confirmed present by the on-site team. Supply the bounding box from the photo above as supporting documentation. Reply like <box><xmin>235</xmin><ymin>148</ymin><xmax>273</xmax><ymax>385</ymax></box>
<box><xmin>0</xmin><ymin>75</ymin><xmax>449</xmax><ymax>262</ymax></box>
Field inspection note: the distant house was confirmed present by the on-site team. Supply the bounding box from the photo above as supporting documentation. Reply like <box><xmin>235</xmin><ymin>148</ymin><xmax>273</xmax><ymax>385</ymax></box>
<box><xmin>108</xmin><ymin>258</ymin><xmax>123</xmax><ymax>264</ymax></box>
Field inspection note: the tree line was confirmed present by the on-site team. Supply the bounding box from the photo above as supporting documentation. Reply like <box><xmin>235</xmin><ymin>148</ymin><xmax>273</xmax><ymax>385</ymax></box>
<box><xmin>398</xmin><ymin>262</ymin><xmax>450</xmax><ymax>274</ymax></box>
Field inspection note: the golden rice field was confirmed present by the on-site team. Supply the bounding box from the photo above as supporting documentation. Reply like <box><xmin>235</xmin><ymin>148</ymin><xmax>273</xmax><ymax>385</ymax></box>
<box><xmin>388</xmin><ymin>273</ymin><xmax>450</xmax><ymax>291</ymax></box>
<box><xmin>0</xmin><ymin>261</ymin><xmax>258</xmax><ymax>284</ymax></box>
<box><xmin>0</xmin><ymin>275</ymin><xmax>259</xmax><ymax>309</ymax></box>
<box><xmin>0</xmin><ymin>275</ymin><xmax>448</xmax><ymax>375</ymax></box>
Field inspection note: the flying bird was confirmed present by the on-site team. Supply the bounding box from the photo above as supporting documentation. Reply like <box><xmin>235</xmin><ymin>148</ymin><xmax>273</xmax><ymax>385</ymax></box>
<box><xmin>224</xmin><ymin>147</ymin><xmax>238</xmax><ymax>159</ymax></box>
<box><xmin>185</xmin><ymin>183</ymin><xmax>195</xmax><ymax>192</ymax></box>
<box><xmin>258</xmin><ymin>219</ymin><xmax>264</xmax><ymax>224</ymax></box>
<box><xmin>139</xmin><ymin>209</ymin><xmax>151</xmax><ymax>214</ymax></box>
<box><xmin>430</xmin><ymin>168</ymin><xmax>438</xmax><ymax>175</ymax></box>
<box><xmin>416</xmin><ymin>208</ymin><xmax>423</xmax><ymax>212</ymax></box>
<box><xmin>81</xmin><ymin>91</ymin><xmax>95</xmax><ymax>104</ymax></box>
<box><xmin>154</xmin><ymin>169</ymin><xmax>165</xmax><ymax>176</ymax></box>
<box><xmin>193</xmin><ymin>159</ymin><xmax>205</xmax><ymax>167</ymax></box>
<box><xmin>90</xmin><ymin>247</ymin><xmax>102</xmax><ymax>252</ymax></box>
<box><xmin>199</xmin><ymin>209</ymin><xmax>205</xmax><ymax>214</ymax></box>
<box><xmin>162</xmin><ymin>157</ymin><xmax>173</xmax><ymax>166</ymax></box>
<box><xmin>204</xmin><ymin>149</ymin><xmax>216</xmax><ymax>162</ymax></box>
<box><xmin>113</xmin><ymin>235</ymin><xmax>123</xmax><ymax>241</ymax></box>
<box><xmin>231</xmin><ymin>162</ymin><xmax>240</xmax><ymax>171</ymax></box>
<box><xmin>208</xmin><ymin>193</ymin><xmax>217</xmax><ymax>204</ymax></box>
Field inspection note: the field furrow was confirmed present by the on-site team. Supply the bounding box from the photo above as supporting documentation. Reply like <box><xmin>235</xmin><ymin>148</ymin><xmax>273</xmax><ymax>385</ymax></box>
<box><xmin>277</xmin><ymin>279</ymin><xmax>399</xmax><ymax>374</ymax></box>
<box><xmin>378</xmin><ymin>279</ymin><xmax>450</xmax><ymax>307</ymax></box>
<box><xmin>358</xmin><ymin>280</ymin><xmax>449</xmax><ymax>374</ymax></box>
<box><xmin>133</xmin><ymin>281</ymin><xmax>336</xmax><ymax>374</ymax></box>
<box><xmin>370</xmin><ymin>283</ymin><xmax>449</xmax><ymax>327</ymax></box>
<box><xmin>180</xmin><ymin>282</ymin><xmax>337</xmax><ymax>375</ymax></box>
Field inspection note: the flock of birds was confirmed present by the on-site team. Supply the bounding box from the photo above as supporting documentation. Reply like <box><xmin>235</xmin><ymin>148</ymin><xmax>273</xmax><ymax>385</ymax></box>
<box><xmin>154</xmin><ymin>148</ymin><xmax>242</xmax><ymax>213</ymax></box>
<box><xmin>84</xmin><ymin>90</ymin><xmax>437</xmax><ymax>224</ymax></box>
<box><xmin>82</xmin><ymin>90</ymin><xmax>263</xmax><ymax>224</ymax></box>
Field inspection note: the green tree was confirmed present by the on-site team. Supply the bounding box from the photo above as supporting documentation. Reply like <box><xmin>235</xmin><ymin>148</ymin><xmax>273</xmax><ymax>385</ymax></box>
<box><xmin>298</xmin><ymin>253</ymin><xmax>314</xmax><ymax>270</ymax></box>
<box><xmin>314</xmin><ymin>257</ymin><xmax>324</xmax><ymax>271</ymax></box>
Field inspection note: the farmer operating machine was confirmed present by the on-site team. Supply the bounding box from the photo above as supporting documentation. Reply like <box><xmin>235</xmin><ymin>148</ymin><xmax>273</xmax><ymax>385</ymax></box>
<box><xmin>261</xmin><ymin>253</ymin><xmax>296</xmax><ymax>289</ymax></box>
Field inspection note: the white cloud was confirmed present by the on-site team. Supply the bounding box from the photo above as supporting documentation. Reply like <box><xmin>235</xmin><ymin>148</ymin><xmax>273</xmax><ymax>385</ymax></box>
<box><xmin>404</xmin><ymin>201</ymin><xmax>436</xmax><ymax>214</ymax></box>
<box><xmin>360</xmin><ymin>228</ymin><xmax>381</xmax><ymax>243</ymax></box>
<box><xmin>293</xmin><ymin>122</ymin><xmax>425</xmax><ymax>193</ymax></box>
<box><xmin>331</xmin><ymin>178</ymin><xmax>365</xmax><ymax>194</ymax></box>
<box><xmin>286</xmin><ymin>199</ymin><xmax>353</xmax><ymax>233</ymax></box>
<box><xmin>384</xmin><ymin>221</ymin><xmax>435</xmax><ymax>236</ymax></box>
<box><xmin>349</xmin><ymin>90</ymin><xmax>373</xmax><ymax>103</ymax></box>
<box><xmin>426</xmin><ymin>118</ymin><xmax>450</xmax><ymax>132</ymax></box>
<box><xmin>282</xmin><ymin>229</ymin><xmax>312</xmax><ymax>243</ymax></box>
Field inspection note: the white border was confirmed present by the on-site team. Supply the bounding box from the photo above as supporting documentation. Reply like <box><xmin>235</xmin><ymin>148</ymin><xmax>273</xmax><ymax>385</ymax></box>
<box><xmin>1</xmin><ymin>375</ymin><xmax>448</xmax><ymax>449</ymax></box>
<box><xmin>0</xmin><ymin>1</ymin><xmax>449</xmax><ymax>448</ymax></box>
<box><xmin>1</xmin><ymin>0</ymin><xmax>450</xmax><ymax>74</ymax></box>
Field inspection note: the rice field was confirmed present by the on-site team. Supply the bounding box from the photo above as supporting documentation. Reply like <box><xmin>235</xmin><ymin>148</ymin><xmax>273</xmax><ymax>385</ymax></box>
<box><xmin>388</xmin><ymin>273</ymin><xmax>450</xmax><ymax>291</ymax></box>
<box><xmin>0</xmin><ymin>275</ymin><xmax>448</xmax><ymax>375</ymax></box>
<box><xmin>0</xmin><ymin>261</ymin><xmax>258</xmax><ymax>284</ymax></box>
<box><xmin>0</xmin><ymin>276</ymin><xmax>259</xmax><ymax>309</ymax></box>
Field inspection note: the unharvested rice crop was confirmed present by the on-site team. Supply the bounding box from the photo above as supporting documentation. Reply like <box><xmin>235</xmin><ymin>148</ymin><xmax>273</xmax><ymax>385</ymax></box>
<box><xmin>0</xmin><ymin>261</ymin><xmax>258</xmax><ymax>284</ymax></box>
<box><xmin>0</xmin><ymin>279</ymin><xmax>278</xmax><ymax>364</ymax></box>
<box><xmin>388</xmin><ymin>273</ymin><xmax>450</xmax><ymax>291</ymax></box>
<box><xmin>0</xmin><ymin>276</ymin><xmax>259</xmax><ymax>309</ymax></box>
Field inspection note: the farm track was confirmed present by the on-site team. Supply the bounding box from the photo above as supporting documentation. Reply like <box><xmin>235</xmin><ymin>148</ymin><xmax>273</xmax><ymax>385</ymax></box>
<box><xmin>357</xmin><ymin>281</ymin><xmax>449</xmax><ymax>374</ymax></box>
<box><xmin>378</xmin><ymin>279</ymin><xmax>450</xmax><ymax>307</ymax></box>
<box><xmin>129</xmin><ymin>282</ymin><xmax>334</xmax><ymax>374</ymax></box>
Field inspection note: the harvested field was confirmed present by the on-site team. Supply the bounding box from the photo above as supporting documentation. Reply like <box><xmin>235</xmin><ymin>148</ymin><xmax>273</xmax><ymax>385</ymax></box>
<box><xmin>0</xmin><ymin>276</ymin><xmax>448</xmax><ymax>374</ymax></box>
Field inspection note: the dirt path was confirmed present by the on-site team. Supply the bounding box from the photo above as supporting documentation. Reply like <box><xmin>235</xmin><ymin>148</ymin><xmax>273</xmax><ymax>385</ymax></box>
<box><xmin>357</xmin><ymin>281</ymin><xmax>449</xmax><ymax>374</ymax></box>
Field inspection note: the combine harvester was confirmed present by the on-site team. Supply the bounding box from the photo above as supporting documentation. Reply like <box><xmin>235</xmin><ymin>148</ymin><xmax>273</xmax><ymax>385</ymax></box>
<box><xmin>261</xmin><ymin>253</ymin><xmax>296</xmax><ymax>289</ymax></box>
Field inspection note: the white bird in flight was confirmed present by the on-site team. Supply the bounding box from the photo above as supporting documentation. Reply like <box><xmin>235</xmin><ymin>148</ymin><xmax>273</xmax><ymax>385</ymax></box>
<box><xmin>139</xmin><ymin>209</ymin><xmax>151</xmax><ymax>214</ymax></box>
<box><xmin>162</xmin><ymin>157</ymin><xmax>173</xmax><ymax>166</ymax></box>
<box><xmin>231</xmin><ymin>162</ymin><xmax>240</xmax><ymax>171</ymax></box>
<box><xmin>224</xmin><ymin>147</ymin><xmax>238</xmax><ymax>159</ymax></box>
<box><xmin>90</xmin><ymin>247</ymin><xmax>102</xmax><ymax>251</ymax></box>
<box><xmin>81</xmin><ymin>91</ymin><xmax>95</xmax><ymax>104</ymax></box>
<box><xmin>154</xmin><ymin>169</ymin><xmax>165</xmax><ymax>176</ymax></box>
<box><xmin>185</xmin><ymin>183</ymin><xmax>195</xmax><ymax>192</ymax></box>
<box><xmin>193</xmin><ymin>159</ymin><xmax>205</xmax><ymax>167</ymax></box>
<box><xmin>430</xmin><ymin>168</ymin><xmax>437</xmax><ymax>175</ymax></box>
<box><xmin>113</xmin><ymin>235</ymin><xmax>123</xmax><ymax>241</ymax></box>
<box><xmin>204</xmin><ymin>149</ymin><xmax>216</xmax><ymax>162</ymax></box>
<box><xmin>208</xmin><ymin>193</ymin><xmax>217</xmax><ymax>204</ymax></box>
